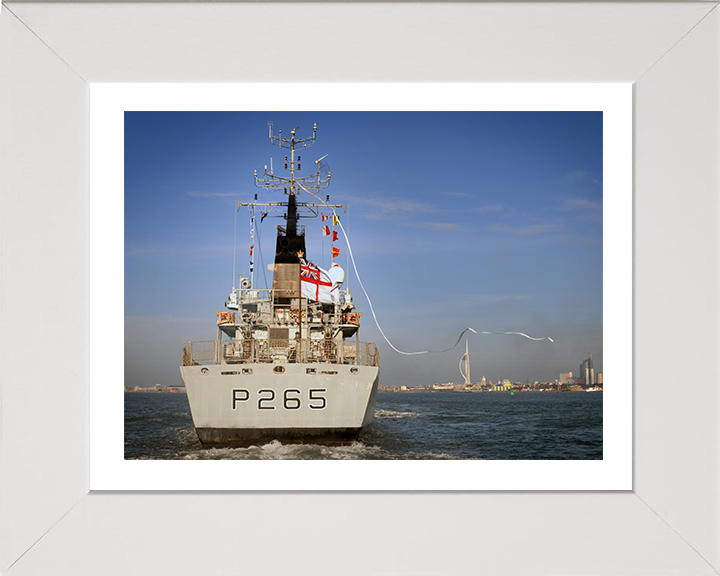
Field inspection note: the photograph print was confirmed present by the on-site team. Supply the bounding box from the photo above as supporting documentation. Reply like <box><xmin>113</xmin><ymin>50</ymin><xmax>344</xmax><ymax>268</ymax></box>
<box><xmin>124</xmin><ymin>111</ymin><xmax>603</xmax><ymax>461</ymax></box>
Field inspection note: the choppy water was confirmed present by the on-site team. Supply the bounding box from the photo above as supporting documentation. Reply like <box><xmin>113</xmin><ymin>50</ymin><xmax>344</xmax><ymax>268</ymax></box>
<box><xmin>125</xmin><ymin>391</ymin><xmax>602</xmax><ymax>460</ymax></box>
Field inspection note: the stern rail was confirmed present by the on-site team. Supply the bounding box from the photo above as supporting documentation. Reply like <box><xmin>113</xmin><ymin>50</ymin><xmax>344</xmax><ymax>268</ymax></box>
<box><xmin>183</xmin><ymin>339</ymin><xmax>378</xmax><ymax>367</ymax></box>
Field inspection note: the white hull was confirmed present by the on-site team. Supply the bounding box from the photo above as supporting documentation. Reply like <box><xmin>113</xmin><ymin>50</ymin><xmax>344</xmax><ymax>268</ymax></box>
<box><xmin>181</xmin><ymin>363</ymin><xmax>379</xmax><ymax>446</ymax></box>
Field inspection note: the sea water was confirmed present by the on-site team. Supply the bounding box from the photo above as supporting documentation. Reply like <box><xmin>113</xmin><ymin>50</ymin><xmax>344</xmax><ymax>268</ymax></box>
<box><xmin>124</xmin><ymin>391</ymin><xmax>602</xmax><ymax>460</ymax></box>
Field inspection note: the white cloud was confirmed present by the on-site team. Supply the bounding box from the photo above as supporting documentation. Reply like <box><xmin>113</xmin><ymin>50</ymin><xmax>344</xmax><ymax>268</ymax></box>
<box><xmin>444</xmin><ymin>192</ymin><xmax>475</xmax><ymax>198</ymax></box>
<box><xmin>561</xmin><ymin>197</ymin><xmax>603</xmax><ymax>222</ymax></box>
<box><xmin>349</xmin><ymin>196</ymin><xmax>435</xmax><ymax>219</ymax></box>
<box><xmin>422</xmin><ymin>222</ymin><xmax>460</xmax><ymax>232</ymax></box>
<box><xmin>490</xmin><ymin>223</ymin><xmax>562</xmax><ymax>237</ymax></box>
<box><xmin>581</xmin><ymin>229</ymin><xmax>603</xmax><ymax>246</ymax></box>
<box><xmin>187</xmin><ymin>191</ymin><xmax>238</xmax><ymax>198</ymax></box>
<box><xmin>475</xmin><ymin>203</ymin><xmax>511</xmax><ymax>214</ymax></box>
<box><xmin>564</xmin><ymin>170</ymin><xmax>601</xmax><ymax>186</ymax></box>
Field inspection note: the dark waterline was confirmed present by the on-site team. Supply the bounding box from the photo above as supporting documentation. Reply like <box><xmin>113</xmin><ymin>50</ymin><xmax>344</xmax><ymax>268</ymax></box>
<box><xmin>125</xmin><ymin>391</ymin><xmax>602</xmax><ymax>460</ymax></box>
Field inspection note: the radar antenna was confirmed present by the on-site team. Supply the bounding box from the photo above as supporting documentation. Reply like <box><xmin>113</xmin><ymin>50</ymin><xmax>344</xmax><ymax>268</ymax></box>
<box><xmin>254</xmin><ymin>122</ymin><xmax>331</xmax><ymax>198</ymax></box>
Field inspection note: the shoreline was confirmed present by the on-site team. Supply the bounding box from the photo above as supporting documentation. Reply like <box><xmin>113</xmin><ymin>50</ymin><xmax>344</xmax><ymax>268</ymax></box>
<box><xmin>379</xmin><ymin>389</ymin><xmax>602</xmax><ymax>394</ymax></box>
<box><xmin>125</xmin><ymin>389</ymin><xmax>186</xmax><ymax>394</ymax></box>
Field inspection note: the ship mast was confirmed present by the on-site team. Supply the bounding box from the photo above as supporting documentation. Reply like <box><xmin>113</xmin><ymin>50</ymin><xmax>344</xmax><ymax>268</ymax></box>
<box><xmin>253</xmin><ymin>123</ymin><xmax>332</xmax><ymax>202</ymax></box>
<box><xmin>251</xmin><ymin>123</ymin><xmax>337</xmax><ymax>303</ymax></box>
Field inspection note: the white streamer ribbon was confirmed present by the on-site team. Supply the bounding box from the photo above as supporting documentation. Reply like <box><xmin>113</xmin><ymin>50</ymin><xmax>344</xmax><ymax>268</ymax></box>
<box><xmin>293</xmin><ymin>181</ymin><xmax>554</xmax><ymax>355</ymax></box>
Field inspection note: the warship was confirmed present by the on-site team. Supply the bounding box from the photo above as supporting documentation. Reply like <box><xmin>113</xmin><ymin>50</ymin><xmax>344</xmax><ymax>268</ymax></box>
<box><xmin>180</xmin><ymin>124</ymin><xmax>380</xmax><ymax>447</ymax></box>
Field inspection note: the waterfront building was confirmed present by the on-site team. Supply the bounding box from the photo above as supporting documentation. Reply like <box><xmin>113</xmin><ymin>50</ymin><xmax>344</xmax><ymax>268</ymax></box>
<box><xmin>560</xmin><ymin>372</ymin><xmax>572</xmax><ymax>384</ymax></box>
<box><xmin>579</xmin><ymin>358</ymin><xmax>594</xmax><ymax>386</ymax></box>
<box><xmin>490</xmin><ymin>380</ymin><xmax>511</xmax><ymax>391</ymax></box>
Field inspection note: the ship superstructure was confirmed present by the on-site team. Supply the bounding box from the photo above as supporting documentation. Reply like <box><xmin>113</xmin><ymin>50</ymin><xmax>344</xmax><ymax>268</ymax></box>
<box><xmin>180</xmin><ymin>124</ymin><xmax>379</xmax><ymax>447</ymax></box>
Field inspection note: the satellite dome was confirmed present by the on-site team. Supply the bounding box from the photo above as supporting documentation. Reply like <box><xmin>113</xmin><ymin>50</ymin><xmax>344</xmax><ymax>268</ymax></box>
<box><xmin>328</xmin><ymin>264</ymin><xmax>345</xmax><ymax>284</ymax></box>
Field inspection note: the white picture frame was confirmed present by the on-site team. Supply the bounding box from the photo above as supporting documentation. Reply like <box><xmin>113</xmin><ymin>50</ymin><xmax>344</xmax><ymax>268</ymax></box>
<box><xmin>1</xmin><ymin>2</ymin><xmax>718</xmax><ymax>574</ymax></box>
<box><xmin>91</xmin><ymin>83</ymin><xmax>631</xmax><ymax>491</ymax></box>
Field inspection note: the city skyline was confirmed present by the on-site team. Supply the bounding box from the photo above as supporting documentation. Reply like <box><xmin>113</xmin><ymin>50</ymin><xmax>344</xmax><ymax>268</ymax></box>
<box><xmin>125</xmin><ymin>111</ymin><xmax>603</xmax><ymax>388</ymax></box>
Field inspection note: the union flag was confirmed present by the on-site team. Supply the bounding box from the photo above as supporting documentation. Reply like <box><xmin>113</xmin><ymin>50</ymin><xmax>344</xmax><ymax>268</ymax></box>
<box><xmin>300</xmin><ymin>258</ymin><xmax>319</xmax><ymax>280</ymax></box>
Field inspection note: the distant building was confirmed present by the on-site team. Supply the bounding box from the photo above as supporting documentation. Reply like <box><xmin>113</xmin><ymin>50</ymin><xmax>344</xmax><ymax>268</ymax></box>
<box><xmin>597</xmin><ymin>373</ymin><xmax>603</xmax><ymax>385</ymax></box>
<box><xmin>560</xmin><ymin>372</ymin><xmax>572</xmax><ymax>384</ymax></box>
<box><xmin>579</xmin><ymin>358</ymin><xmax>594</xmax><ymax>386</ymax></box>
<box><xmin>491</xmin><ymin>379</ymin><xmax>512</xmax><ymax>391</ymax></box>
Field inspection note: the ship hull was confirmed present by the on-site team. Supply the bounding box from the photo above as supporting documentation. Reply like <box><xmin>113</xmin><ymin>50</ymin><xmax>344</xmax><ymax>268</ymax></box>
<box><xmin>181</xmin><ymin>363</ymin><xmax>379</xmax><ymax>447</ymax></box>
<box><xmin>195</xmin><ymin>426</ymin><xmax>364</xmax><ymax>447</ymax></box>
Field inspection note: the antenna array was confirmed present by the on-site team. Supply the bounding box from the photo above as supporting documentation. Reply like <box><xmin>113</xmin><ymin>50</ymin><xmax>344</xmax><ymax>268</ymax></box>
<box><xmin>254</xmin><ymin>123</ymin><xmax>332</xmax><ymax>198</ymax></box>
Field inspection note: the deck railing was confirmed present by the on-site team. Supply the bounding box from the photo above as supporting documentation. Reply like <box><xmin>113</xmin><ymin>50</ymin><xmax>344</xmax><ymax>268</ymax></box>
<box><xmin>183</xmin><ymin>339</ymin><xmax>379</xmax><ymax>367</ymax></box>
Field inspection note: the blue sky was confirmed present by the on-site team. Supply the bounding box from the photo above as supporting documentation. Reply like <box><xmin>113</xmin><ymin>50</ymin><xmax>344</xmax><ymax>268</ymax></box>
<box><xmin>125</xmin><ymin>111</ymin><xmax>602</xmax><ymax>387</ymax></box>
